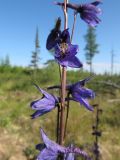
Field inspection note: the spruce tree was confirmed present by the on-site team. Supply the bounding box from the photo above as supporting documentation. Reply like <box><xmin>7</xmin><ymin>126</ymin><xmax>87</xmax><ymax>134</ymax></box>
<box><xmin>4</xmin><ymin>54</ymin><xmax>10</xmax><ymax>66</ymax></box>
<box><xmin>0</xmin><ymin>55</ymin><xmax>10</xmax><ymax>67</ymax></box>
<box><xmin>84</xmin><ymin>26</ymin><xmax>99</xmax><ymax>73</ymax></box>
<box><xmin>30</xmin><ymin>28</ymin><xmax>40</xmax><ymax>69</ymax></box>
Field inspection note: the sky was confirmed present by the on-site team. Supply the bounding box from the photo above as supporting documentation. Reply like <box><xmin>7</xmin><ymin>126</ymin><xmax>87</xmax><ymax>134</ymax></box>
<box><xmin>0</xmin><ymin>0</ymin><xmax>120</xmax><ymax>74</ymax></box>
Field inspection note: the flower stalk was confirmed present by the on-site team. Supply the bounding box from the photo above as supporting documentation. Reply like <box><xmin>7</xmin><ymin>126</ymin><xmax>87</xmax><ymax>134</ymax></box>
<box><xmin>71</xmin><ymin>13</ymin><xmax>77</xmax><ymax>42</ymax></box>
<box><xmin>59</xmin><ymin>0</ymin><xmax>68</xmax><ymax>145</ymax></box>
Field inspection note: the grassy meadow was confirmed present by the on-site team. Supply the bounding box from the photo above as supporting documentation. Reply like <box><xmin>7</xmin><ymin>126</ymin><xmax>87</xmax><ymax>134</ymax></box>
<box><xmin>0</xmin><ymin>64</ymin><xmax>120</xmax><ymax>160</ymax></box>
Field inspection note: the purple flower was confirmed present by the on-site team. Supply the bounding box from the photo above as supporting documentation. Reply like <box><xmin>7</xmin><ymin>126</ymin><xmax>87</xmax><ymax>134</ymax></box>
<box><xmin>54</xmin><ymin>29</ymin><xmax>82</xmax><ymax>68</ymax></box>
<box><xmin>46</xmin><ymin>26</ymin><xmax>82</xmax><ymax>68</ymax></box>
<box><xmin>30</xmin><ymin>84</ymin><xmax>59</xmax><ymax>119</ymax></box>
<box><xmin>46</xmin><ymin>17</ymin><xmax>61</xmax><ymax>50</ymax></box>
<box><xmin>36</xmin><ymin>128</ymin><xmax>91</xmax><ymax>160</ymax></box>
<box><xmin>68</xmin><ymin>77</ymin><xmax>95</xmax><ymax>111</ymax></box>
<box><xmin>55</xmin><ymin>1</ymin><xmax>102</xmax><ymax>27</ymax></box>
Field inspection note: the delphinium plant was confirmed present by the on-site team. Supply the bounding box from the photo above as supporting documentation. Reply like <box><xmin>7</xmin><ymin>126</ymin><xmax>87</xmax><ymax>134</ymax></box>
<box><xmin>30</xmin><ymin>0</ymin><xmax>102</xmax><ymax>159</ymax></box>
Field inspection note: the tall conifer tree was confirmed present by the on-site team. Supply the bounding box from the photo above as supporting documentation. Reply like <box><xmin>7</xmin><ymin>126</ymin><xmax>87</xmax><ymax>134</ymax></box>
<box><xmin>84</xmin><ymin>27</ymin><xmax>99</xmax><ymax>73</ymax></box>
<box><xmin>30</xmin><ymin>28</ymin><xmax>40</xmax><ymax>69</ymax></box>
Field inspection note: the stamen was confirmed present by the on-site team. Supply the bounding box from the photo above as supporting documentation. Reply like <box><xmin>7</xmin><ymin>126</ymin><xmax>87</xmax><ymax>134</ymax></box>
<box><xmin>59</xmin><ymin>43</ymin><xmax>68</xmax><ymax>55</ymax></box>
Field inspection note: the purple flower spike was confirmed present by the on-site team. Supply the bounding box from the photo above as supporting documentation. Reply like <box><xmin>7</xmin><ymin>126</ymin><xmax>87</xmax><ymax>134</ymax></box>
<box><xmin>68</xmin><ymin>77</ymin><xmax>95</xmax><ymax>111</ymax></box>
<box><xmin>55</xmin><ymin>1</ymin><xmax>102</xmax><ymax>27</ymax></box>
<box><xmin>30</xmin><ymin>84</ymin><xmax>59</xmax><ymax>119</ymax></box>
<box><xmin>37</xmin><ymin>128</ymin><xmax>91</xmax><ymax>160</ymax></box>
<box><xmin>54</xmin><ymin>29</ymin><xmax>82</xmax><ymax>68</ymax></box>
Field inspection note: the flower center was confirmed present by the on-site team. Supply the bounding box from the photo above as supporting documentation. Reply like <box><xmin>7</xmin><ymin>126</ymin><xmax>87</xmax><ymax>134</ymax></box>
<box><xmin>59</xmin><ymin>43</ymin><xmax>68</xmax><ymax>55</ymax></box>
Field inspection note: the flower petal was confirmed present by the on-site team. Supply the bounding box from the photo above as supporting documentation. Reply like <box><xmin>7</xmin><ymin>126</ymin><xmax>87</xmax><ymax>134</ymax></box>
<box><xmin>72</xmin><ymin>76</ymin><xmax>94</xmax><ymax>88</ymax></box>
<box><xmin>91</xmin><ymin>0</ymin><xmax>102</xmax><ymax>6</ymax></box>
<box><xmin>46</xmin><ymin>17</ymin><xmax>61</xmax><ymax>50</ymax></box>
<box><xmin>36</xmin><ymin>143</ymin><xmax>45</xmax><ymax>151</ymax></box>
<box><xmin>67</xmin><ymin>56</ymin><xmax>83</xmax><ymax>68</ymax></box>
<box><xmin>72</xmin><ymin>86</ymin><xmax>95</xmax><ymax>99</ymax></box>
<box><xmin>60</xmin><ymin>29</ymin><xmax>70</xmax><ymax>44</ymax></box>
<box><xmin>55</xmin><ymin>45</ymin><xmax>81</xmax><ymax>68</ymax></box>
<box><xmin>31</xmin><ymin>110</ymin><xmax>43</xmax><ymax>119</ymax></box>
<box><xmin>79</xmin><ymin>3</ymin><xmax>101</xmax><ymax>27</ymax></box>
<box><xmin>31</xmin><ymin>102</ymin><xmax>56</xmax><ymax>118</ymax></box>
<box><xmin>67</xmin><ymin>44</ymin><xmax>79</xmax><ymax>57</ymax></box>
<box><xmin>46</xmin><ymin>30</ymin><xmax>61</xmax><ymax>50</ymax></box>
<box><xmin>78</xmin><ymin>97</ymin><xmax>93</xmax><ymax>111</ymax></box>
<box><xmin>65</xmin><ymin>153</ymin><xmax>75</xmax><ymax>160</ymax></box>
<box><xmin>33</xmin><ymin>84</ymin><xmax>56</xmax><ymax>102</ymax></box>
<box><xmin>80</xmin><ymin>13</ymin><xmax>101</xmax><ymax>27</ymax></box>
<box><xmin>30</xmin><ymin>98</ymin><xmax>55</xmax><ymax>110</ymax></box>
<box><xmin>40</xmin><ymin>128</ymin><xmax>65</xmax><ymax>153</ymax></box>
<box><xmin>37</xmin><ymin>148</ymin><xmax>58</xmax><ymax>160</ymax></box>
